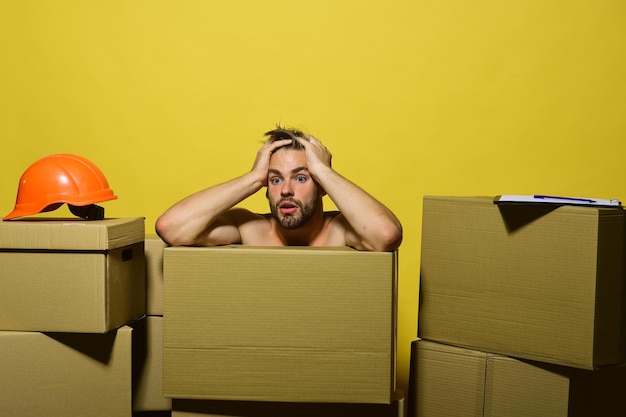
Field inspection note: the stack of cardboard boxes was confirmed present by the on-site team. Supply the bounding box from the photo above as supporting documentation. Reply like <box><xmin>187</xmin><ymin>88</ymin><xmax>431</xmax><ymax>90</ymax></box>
<box><xmin>0</xmin><ymin>220</ymin><xmax>404</xmax><ymax>416</ymax></box>
<box><xmin>409</xmin><ymin>196</ymin><xmax>626</xmax><ymax>417</ymax></box>
<box><xmin>136</xmin><ymin>239</ymin><xmax>406</xmax><ymax>416</ymax></box>
<box><xmin>0</xmin><ymin>217</ymin><xmax>146</xmax><ymax>417</ymax></box>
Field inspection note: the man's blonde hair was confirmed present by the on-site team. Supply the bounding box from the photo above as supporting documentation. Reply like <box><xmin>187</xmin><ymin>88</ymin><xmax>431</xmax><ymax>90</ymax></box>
<box><xmin>264</xmin><ymin>126</ymin><xmax>308</xmax><ymax>150</ymax></box>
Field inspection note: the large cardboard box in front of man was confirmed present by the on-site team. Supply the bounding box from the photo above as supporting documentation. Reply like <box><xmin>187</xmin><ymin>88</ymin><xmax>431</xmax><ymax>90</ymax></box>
<box><xmin>418</xmin><ymin>196</ymin><xmax>625</xmax><ymax>369</ymax></box>
<box><xmin>0</xmin><ymin>217</ymin><xmax>145</xmax><ymax>333</ymax></box>
<box><xmin>163</xmin><ymin>246</ymin><xmax>398</xmax><ymax>404</ymax></box>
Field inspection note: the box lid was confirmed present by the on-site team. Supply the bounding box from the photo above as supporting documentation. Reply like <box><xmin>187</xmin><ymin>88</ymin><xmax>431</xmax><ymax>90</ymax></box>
<box><xmin>0</xmin><ymin>217</ymin><xmax>144</xmax><ymax>250</ymax></box>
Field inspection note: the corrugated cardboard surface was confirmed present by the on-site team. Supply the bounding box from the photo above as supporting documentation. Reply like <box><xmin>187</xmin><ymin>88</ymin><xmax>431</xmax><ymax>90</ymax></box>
<box><xmin>485</xmin><ymin>353</ymin><xmax>626</xmax><ymax>417</ymax></box>
<box><xmin>145</xmin><ymin>234</ymin><xmax>166</xmax><ymax>315</ymax></box>
<box><xmin>408</xmin><ymin>340</ymin><xmax>486</xmax><ymax>417</ymax></box>
<box><xmin>171</xmin><ymin>395</ymin><xmax>405</xmax><ymax>417</ymax></box>
<box><xmin>132</xmin><ymin>316</ymin><xmax>172</xmax><ymax>412</ymax></box>
<box><xmin>408</xmin><ymin>340</ymin><xmax>626</xmax><ymax>417</ymax></box>
<box><xmin>0</xmin><ymin>217</ymin><xmax>146</xmax><ymax>333</ymax></box>
<box><xmin>484</xmin><ymin>356</ymin><xmax>570</xmax><ymax>417</ymax></box>
<box><xmin>163</xmin><ymin>246</ymin><xmax>397</xmax><ymax>404</ymax></box>
<box><xmin>418</xmin><ymin>196</ymin><xmax>625</xmax><ymax>369</ymax></box>
<box><xmin>0</xmin><ymin>326</ymin><xmax>132</xmax><ymax>417</ymax></box>
<box><xmin>0</xmin><ymin>217</ymin><xmax>145</xmax><ymax>250</ymax></box>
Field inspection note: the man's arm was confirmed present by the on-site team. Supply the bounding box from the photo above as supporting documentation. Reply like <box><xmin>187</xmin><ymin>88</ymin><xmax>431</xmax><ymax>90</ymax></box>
<box><xmin>155</xmin><ymin>139</ymin><xmax>292</xmax><ymax>246</ymax></box>
<box><xmin>301</xmin><ymin>136</ymin><xmax>403</xmax><ymax>252</ymax></box>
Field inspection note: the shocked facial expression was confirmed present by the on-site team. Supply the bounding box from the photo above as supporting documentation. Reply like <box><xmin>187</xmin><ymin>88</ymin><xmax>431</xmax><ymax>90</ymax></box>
<box><xmin>267</xmin><ymin>149</ymin><xmax>320</xmax><ymax>229</ymax></box>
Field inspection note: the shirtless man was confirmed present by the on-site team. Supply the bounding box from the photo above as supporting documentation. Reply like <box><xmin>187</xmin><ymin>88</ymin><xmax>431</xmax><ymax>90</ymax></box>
<box><xmin>155</xmin><ymin>127</ymin><xmax>402</xmax><ymax>252</ymax></box>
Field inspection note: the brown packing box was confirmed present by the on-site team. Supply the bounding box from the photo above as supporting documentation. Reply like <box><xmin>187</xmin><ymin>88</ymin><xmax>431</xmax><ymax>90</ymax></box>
<box><xmin>0</xmin><ymin>217</ymin><xmax>146</xmax><ymax>333</ymax></box>
<box><xmin>132</xmin><ymin>315</ymin><xmax>172</xmax><ymax>412</ymax></box>
<box><xmin>408</xmin><ymin>340</ymin><xmax>486</xmax><ymax>417</ymax></box>
<box><xmin>418</xmin><ymin>196</ymin><xmax>625</xmax><ymax>369</ymax></box>
<box><xmin>145</xmin><ymin>234</ymin><xmax>166</xmax><ymax>316</ymax></box>
<box><xmin>0</xmin><ymin>326</ymin><xmax>132</xmax><ymax>417</ymax></box>
<box><xmin>171</xmin><ymin>395</ymin><xmax>405</xmax><ymax>417</ymax></box>
<box><xmin>407</xmin><ymin>340</ymin><xmax>626</xmax><ymax>417</ymax></box>
<box><xmin>163</xmin><ymin>246</ymin><xmax>397</xmax><ymax>404</ymax></box>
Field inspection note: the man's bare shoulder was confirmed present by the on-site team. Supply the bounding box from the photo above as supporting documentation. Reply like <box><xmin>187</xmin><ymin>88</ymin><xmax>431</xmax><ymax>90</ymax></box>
<box><xmin>217</xmin><ymin>208</ymin><xmax>274</xmax><ymax>245</ymax></box>
<box><xmin>224</xmin><ymin>207</ymin><xmax>268</xmax><ymax>223</ymax></box>
<box><xmin>324</xmin><ymin>211</ymin><xmax>368</xmax><ymax>250</ymax></box>
<box><xmin>319</xmin><ymin>211</ymin><xmax>354</xmax><ymax>246</ymax></box>
<box><xmin>323</xmin><ymin>210</ymin><xmax>345</xmax><ymax>224</ymax></box>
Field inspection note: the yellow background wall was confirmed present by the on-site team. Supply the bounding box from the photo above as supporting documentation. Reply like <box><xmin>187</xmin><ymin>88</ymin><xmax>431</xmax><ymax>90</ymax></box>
<box><xmin>1</xmin><ymin>1</ymin><xmax>625</xmax><ymax>395</ymax></box>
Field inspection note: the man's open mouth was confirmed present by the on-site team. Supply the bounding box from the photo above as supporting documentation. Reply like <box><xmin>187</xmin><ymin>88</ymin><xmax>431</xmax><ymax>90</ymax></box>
<box><xmin>278</xmin><ymin>200</ymin><xmax>299</xmax><ymax>215</ymax></box>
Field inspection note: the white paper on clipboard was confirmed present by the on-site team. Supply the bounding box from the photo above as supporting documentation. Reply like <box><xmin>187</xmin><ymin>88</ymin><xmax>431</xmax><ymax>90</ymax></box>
<box><xmin>494</xmin><ymin>195</ymin><xmax>622</xmax><ymax>208</ymax></box>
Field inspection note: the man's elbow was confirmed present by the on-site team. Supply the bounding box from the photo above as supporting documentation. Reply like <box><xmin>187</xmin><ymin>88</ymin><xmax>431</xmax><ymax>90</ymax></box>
<box><xmin>155</xmin><ymin>216</ymin><xmax>173</xmax><ymax>246</ymax></box>
<box><xmin>366</xmin><ymin>225</ymin><xmax>403</xmax><ymax>252</ymax></box>
<box><xmin>380</xmin><ymin>227</ymin><xmax>403</xmax><ymax>252</ymax></box>
<box><xmin>155</xmin><ymin>215</ymin><xmax>189</xmax><ymax>247</ymax></box>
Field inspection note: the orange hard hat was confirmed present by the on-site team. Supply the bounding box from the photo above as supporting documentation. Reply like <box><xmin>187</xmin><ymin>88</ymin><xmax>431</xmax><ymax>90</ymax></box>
<box><xmin>3</xmin><ymin>153</ymin><xmax>117</xmax><ymax>220</ymax></box>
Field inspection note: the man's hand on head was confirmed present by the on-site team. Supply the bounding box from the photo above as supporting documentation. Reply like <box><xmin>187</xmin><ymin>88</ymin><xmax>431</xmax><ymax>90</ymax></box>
<box><xmin>251</xmin><ymin>138</ymin><xmax>292</xmax><ymax>186</ymax></box>
<box><xmin>301</xmin><ymin>135</ymin><xmax>333</xmax><ymax>179</ymax></box>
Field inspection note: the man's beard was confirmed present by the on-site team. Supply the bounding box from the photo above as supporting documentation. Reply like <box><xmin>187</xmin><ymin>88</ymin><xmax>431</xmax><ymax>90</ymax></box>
<box><xmin>270</xmin><ymin>197</ymin><xmax>317</xmax><ymax>229</ymax></box>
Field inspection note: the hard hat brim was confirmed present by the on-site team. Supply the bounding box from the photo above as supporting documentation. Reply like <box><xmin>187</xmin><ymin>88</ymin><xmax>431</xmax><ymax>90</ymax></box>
<box><xmin>3</xmin><ymin>195</ymin><xmax>117</xmax><ymax>221</ymax></box>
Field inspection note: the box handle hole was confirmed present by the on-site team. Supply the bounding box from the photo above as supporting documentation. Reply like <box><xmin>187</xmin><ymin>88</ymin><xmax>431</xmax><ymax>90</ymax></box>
<box><xmin>122</xmin><ymin>248</ymin><xmax>133</xmax><ymax>262</ymax></box>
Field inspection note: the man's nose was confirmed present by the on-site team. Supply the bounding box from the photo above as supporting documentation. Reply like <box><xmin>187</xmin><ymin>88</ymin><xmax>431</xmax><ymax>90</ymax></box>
<box><xmin>281</xmin><ymin>182</ymin><xmax>293</xmax><ymax>196</ymax></box>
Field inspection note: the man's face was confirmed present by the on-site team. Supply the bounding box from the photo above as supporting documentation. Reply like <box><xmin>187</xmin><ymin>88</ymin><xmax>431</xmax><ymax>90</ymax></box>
<box><xmin>267</xmin><ymin>149</ymin><xmax>320</xmax><ymax>229</ymax></box>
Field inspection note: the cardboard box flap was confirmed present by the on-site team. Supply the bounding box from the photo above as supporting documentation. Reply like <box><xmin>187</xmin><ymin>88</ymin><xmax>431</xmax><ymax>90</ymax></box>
<box><xmin>0</xmin><ymin>217</ymin><xmax>145</xmax><ymax>250</ymax></box>
<box><xmin>164</xmin><ymin>246</ymin><xmax>396</xmax><ymax>350</ymax></box>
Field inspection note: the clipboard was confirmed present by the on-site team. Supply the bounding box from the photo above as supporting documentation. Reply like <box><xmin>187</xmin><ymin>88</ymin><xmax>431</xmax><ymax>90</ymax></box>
<box><xmin>494</xmin><ymin>195</ymin><xmax>622</xmax><ymax>208</ymax></box>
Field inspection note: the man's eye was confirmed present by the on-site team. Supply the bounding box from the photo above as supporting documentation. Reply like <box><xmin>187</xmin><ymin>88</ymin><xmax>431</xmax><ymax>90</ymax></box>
<box><xmin>296</xmin><ymin>175</ymin><xmax>307</xmax><ymax>182</ymax></box>
<box><xmin>269</xmin><ymin>177</ymin><xmax>281</xmax><ymax>185</ymax></box>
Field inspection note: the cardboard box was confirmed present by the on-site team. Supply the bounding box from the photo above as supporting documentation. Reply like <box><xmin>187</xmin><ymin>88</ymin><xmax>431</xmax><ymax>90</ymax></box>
<box><xmin>407</xmin><ymin>340</ymin><xmax>626</xmax><ymax>417</ymax></box>
<box><xmin>171</xmin><ymin>395</ymin><xmax>405</xmax><ymax>417</ymax></box>
<box><xmin>145</xmin><ymin>234</ymin><xmax>166</xmax><ymax>315</ymax></box>
<box><xmin>0</xmin><ymin>217</ymin><xmax>146</xmax><ymax>333</ymax></box>
<box><xmin>418</xmin><ymin>196</ymin><xmax>625</xmax><ymax>369</ymax></box>
<box><xmin>163</xmin><ymin>246</ymin><xmax>397</xmax><ymax>403</ymax></box>
<box><xmin>0</xmin><ymin>326</ymin><xmax>132</xmax><ymax>417</ymax></box>
<box><xmin>407</xmin><ymin>340</ymin><xmax>486</xmax><ymax>417</ymax></box>
<box><xmin>132</xmin><ymin>315</ymin><xmax>172</xmax><ymax>412</ymax></box>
